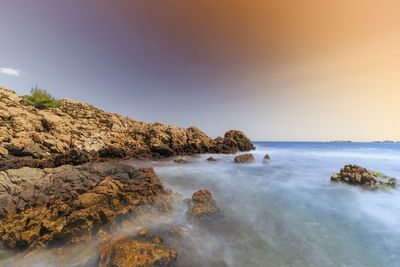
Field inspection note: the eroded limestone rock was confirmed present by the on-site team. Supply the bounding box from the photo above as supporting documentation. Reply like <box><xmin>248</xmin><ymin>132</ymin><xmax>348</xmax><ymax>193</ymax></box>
<box><xmin>0</xmin><ymin>87</ymin><xmax>255</xmax><ymax>171</ymax></box>
<box><xmin>0</xmin><ymin>162</ymin><xmax>170</xmax><ymax>249</ymax></box>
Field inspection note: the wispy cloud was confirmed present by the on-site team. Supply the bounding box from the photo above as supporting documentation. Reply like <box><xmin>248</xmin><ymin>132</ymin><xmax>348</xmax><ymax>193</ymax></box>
<box><xmin>0</xmin><ymin>67</ymin><xmax>22</xmax><ymax>76</ymax></box>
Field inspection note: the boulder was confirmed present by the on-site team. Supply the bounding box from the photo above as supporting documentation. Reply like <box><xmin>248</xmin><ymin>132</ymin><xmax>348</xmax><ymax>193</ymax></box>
<box><xmin>234</xmin><ymin>154</ymin><xmax>255</xmax><ymax>163</ymax></box>
<box><xmin>211</xmin><ymin>130</ymin><xmax>255</xmax><ymax>154</ymax></box>
<box><xmin>223</xmin><ymin>130</ymin><xmax>255</xmax><ymax>152</ymax></box>
<box><xmin>99</xmin><ymin>229</ymin><xmax>177</xmax><ymax>267</ymax></box>
<box><xmin>206</xmin><ymin>157</ymin><xmax>218</xmax><ymax>161</ymax></box>
<box><xmin>263</xmin><ymin>154</ymin><xmax>270</xmax><ymax>163</ymax></box>
<box><xmin>331</xmin><ymin>164</ymin><xmax>397</xmax><ymax>190</ymax></box>
<box><xmin>188</xmin><ymin>190</ymin><xmax>221</xmax><ymax>222</ymax></box>
<box><xmin>174</xmin><ymin>158</ymin><xmax>188</xmax><ymax>164</ymax></box>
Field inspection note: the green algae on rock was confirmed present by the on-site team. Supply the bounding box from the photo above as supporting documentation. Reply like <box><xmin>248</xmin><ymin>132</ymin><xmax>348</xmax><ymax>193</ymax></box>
<box><xmin>331</xmin><ymin>164</ymin><xmax>397</xmax><ymax>190</ymax></box>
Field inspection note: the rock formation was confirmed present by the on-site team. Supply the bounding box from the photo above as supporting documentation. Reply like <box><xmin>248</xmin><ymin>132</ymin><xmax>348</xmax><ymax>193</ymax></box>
<box><xmin>0</xmin><ymin>162</ymin><xmax>172</xmax><ymax>249</ymax></box>
<box><xmin>331</xmin><ymin>164</ymin><xmax>397</xmax><ymax>190</ymax></box>
<box><xmin>99</xmin><ymin>228</ymin><xmax>177</xmax><ymax>267</ymax></box>
<box><xmin>174</xmin><ymin>158</ymin><xmax>188</xmax><ymax>164</ymax></box>
<box><xmin>0</xmin><ymin>87</ymin><xmax>255</xmax><ymax>171</ymax></box>
<box><xmin>187</xmin><ymin>190</ymin><xmax>221</xmax><ymax>222</ymax></box>
<box><xmin>234</xmin><ymin>153</ymin><xmax>255</xmax><ymax>163</ymax></box>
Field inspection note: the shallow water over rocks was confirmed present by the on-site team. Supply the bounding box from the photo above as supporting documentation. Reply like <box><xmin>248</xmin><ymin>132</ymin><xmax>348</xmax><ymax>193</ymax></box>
<box><xmin>1</xmin><ymin>142</ymin><xmax>400</xmax><ymax>266</ymax></box>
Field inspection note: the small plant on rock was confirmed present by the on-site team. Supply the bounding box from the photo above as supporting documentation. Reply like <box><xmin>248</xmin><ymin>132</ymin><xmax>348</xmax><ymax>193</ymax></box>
<box><xmin>23</xmin><ymin>86</ymin><xmax>61</xmax><ymax>109</ymax></box>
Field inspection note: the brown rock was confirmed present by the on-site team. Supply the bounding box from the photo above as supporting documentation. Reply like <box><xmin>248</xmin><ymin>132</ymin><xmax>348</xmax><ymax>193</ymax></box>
<box><xmin>331</xmin><ymin>164</ymin><xmax>397</xmax><ymax>190</ymax></box>
<box><xmin>234</xmin><ymin>154</ymin><xmax>255</xmax><ymax>163</ymax></box>
<box><xmin>263</xmin><ymin>154</ymin><xmax>270</xmax><ymax>163</ymax></box>
<box><xmin>174</xmin><ymin>158</ymin><xmax>188</xmax><ymax>164</ymax></box>
<box><xmin>0</xmin><ymin>162</ymin><xmax>171</xmax><ymax>249</ymax></box>
<box><xmin>99</xmin><ymin>229</ymin><xmax>177</xmax><ymax>267</ymax></box>
<box><xmin>223</xmin><ymin>130</ymin><xmax>255</xmax><ymax>152</ymax></box>
<box><xmin>0</xmin><ymin>86</ymin><xmax>255</xmax><ymax>171</ymax></box>
<box><xmin>188</xmin><ymin>190</ymin><xmax>221</xmax><ymax>222</ymax></box>
<box><xmin>206</xmin><ymin>157</ymin><xmax>218</xmax><ymax>161</ymax></box>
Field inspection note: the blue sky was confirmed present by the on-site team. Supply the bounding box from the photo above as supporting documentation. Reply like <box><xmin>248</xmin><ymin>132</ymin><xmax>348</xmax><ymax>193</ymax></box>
<box><xmin>1</xmin><ymin>0</ymin><xmax>400</xmax><ymax>141</ymax></box>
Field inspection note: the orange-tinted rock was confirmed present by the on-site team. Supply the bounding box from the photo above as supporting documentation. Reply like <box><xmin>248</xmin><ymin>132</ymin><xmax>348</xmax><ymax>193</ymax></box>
<box><xmin>0</xmin><ymin>162</ymin><xmax>170</xmax><ymax>249</ymax></box>
<box><xmin>0</xmin><ymin>87</ymin><xmax>254</xmax><ymax>171</ymax></box>
<box><xmin>188</xmin><ymin>190</ymin><xmax>221</xmax><ymax>222</ymax></box>
<box><xmin>99</xmin><ymin>229</ymin><xmax>177</xmax><ymax>267</ymax></box>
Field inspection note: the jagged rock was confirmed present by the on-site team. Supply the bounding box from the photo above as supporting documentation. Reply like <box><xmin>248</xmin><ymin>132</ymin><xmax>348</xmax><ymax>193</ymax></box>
<box><xmin>206</xmin><ymin>157</ymin><xmax>218</xmax><ymax>161</ymax></box>
<box><xmin>211</xmin><ymin>130</ymin><xmax>255</xmax><ymax>154</ymax></box>
<box><xmin>0</xmin><ymin>87</ymin><xmax>254</xmax><ymax>171</ymax></box>
<box><xmin>234</xmin><ymin>154</ymin><xmax>255</xmax><ymax>163</ymax></box>
<box><xmin>188</xmin><ymin>190</ymin><xmax>221</xmax><ymax>222</ymax></box>
<box><xmin>224</xmin><ymin>130</ymin><xmax>255</xmax><ymax>152</ymax></box>
<box><xmin>99</xmin><ymin>229</ymin><xmax>177</xmax><ymax>267</ymax></box>
<box><xmin>0</xmin><ymin>162</ymin><xmax>171</xmax><ymax>249</ymax></box>
<box><xmin>331</xmin><ymin>164</ymin><xmax>397</xmax><ymax>190</ymax></box>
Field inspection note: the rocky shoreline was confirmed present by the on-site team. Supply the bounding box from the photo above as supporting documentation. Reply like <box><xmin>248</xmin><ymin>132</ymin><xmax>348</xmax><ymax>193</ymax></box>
<box><xmin>0</xmin><ymin>86</ymin><xmax>255</xmax><ymax>265</ymax></box>
<box><xmin>0</xmin><ymin>87</ymin><xmax>254</xmax><ymax>171</ymax></box>
<box><xmin>1</xmin><ymin>86</ymin><xmax>399</xmax><ymax>266</ymax></box>
<box><xmin>0</xmin><ymin>160</ymin><xmax>224</xmax><ymax>265</ymax></box>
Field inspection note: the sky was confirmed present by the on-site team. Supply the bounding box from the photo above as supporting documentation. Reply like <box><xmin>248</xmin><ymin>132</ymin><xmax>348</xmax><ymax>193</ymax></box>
<box><xmin>1</xmin><ymin>0</ymin><xmax>399</xmax><ymax>141</ymax></box>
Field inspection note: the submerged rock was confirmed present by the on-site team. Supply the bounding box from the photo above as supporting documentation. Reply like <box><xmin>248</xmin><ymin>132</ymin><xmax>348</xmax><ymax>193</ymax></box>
<box><xmin>0</xmin><ymin>162</ymin><xmax>171</xmax><ymax>249</ymax></box>
<box><xmin>99</xmin><ymin>228</ymin><xmax>177</xmax><ymax>267</ymax></box>
<box><xmin>0</xmin><ymin>87</ymin><xmax>254</xmax><ymax>171</ymax></box>
<box><xmin>331</xmin><ymin>164</ymin><xmax>397</xmax><ymax>190</ymax></box>
<box><xmin>174</xmin><ymin>158</ymin><xmax>188</xmax><ymax>164</ymax></box>
<box><xmin>206</xmin><ymin>157</ymin><xmax>218</xmax><ymax>161</ymax></box>
<box><xmin>263</xmin><ymin>154</ymin><xmax>270</xmax><ymax>163</ymax></box>
<box><xmin>187</xmin><ymin>190</ymin><xmax>221</xmax><ymax>222</ymax></box>
<box><xmin>234</xmin><ymin>153</ymin><xmax>255</xmax><ymax>163</ymax></box>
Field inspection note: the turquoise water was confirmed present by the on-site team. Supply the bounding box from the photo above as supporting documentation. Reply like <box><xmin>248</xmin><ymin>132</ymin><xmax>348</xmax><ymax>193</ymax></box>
<box><xmin>2</xmin><ymin>142</ymin><xmax>400</xmax><ymax>266</ymax></box>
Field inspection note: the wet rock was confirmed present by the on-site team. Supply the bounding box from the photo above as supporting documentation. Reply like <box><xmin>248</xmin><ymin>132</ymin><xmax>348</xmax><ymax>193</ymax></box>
<box><xmin>263</xmin><ymin>154</ymin><xmax>270</xmax><ymax>163</ymax></box>
<box><xmin>174</xmin><ymin>158</ymin><xmax>188</xmax><ymax>164</ymax></box>
<box><xmin>99</xmin><ymin>229</ymin><xmax>177</xmax><ymax>267</ymax></box>
<box><xmin>331</xmin><ymin>164</ymin><xmax>397</xmax><ymax>190</ymax></box>
<box><xmin>0</xmin><ymin>162</ymin><xmax>171</xmax><ymax>249</ymax></box>
<box><xmin>206</xmin><ymin>157</ymin><xmax>218</xmax><ymax>161</ymax></box>
<box><xmin>188</xmin><ymin>190</ymin><xmax>221</xmax><ymax>222</ymax></box>
<box><xmin>0</xmin><ymin>87</ymin><xmax>254</xmax><ymax>171</ymax></box>
<box><xmin>234</xmin><ymin>154</ymin><xmax>255</xmax><ymax>163</ymax></box>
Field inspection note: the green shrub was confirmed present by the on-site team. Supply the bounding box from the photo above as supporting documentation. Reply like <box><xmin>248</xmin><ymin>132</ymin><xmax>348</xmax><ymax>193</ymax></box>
<box><xmin>23</xmin><ymin>86</ymin><xmax>61</xmax><ymax>109</ymax></box>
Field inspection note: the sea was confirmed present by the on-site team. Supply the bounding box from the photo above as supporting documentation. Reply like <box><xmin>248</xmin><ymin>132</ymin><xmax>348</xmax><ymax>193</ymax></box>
<box><xmin>2</xmin><ymin>142</ymin><xmax>400</xmax><ymax>266</ymax></box>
